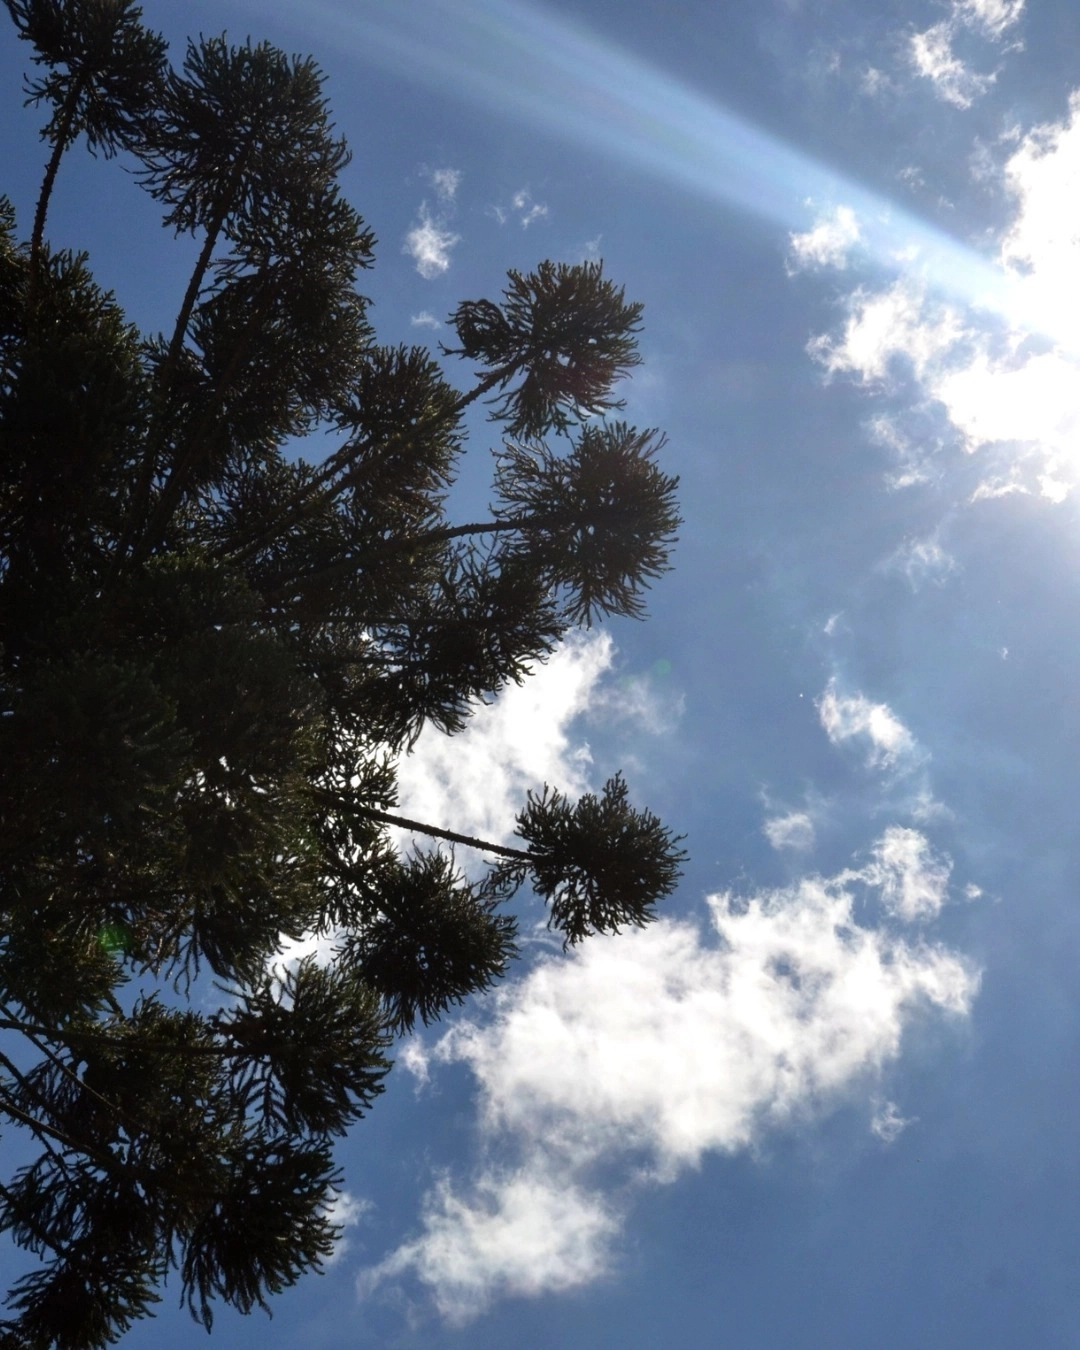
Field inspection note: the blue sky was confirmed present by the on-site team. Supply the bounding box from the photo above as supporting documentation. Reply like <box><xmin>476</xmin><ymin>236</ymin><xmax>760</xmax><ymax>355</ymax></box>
<box><xmin>5</xmin><ymin>0</ymin><xmax>1080</xmax><ymax>1345</ymax></box>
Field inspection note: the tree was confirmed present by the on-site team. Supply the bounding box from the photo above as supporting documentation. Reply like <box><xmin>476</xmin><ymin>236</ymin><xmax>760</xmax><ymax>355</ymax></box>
<box><xmin>0</xmin><ymin>2</ymin><xmax>684</xmax><ymax>1344</ymax></box>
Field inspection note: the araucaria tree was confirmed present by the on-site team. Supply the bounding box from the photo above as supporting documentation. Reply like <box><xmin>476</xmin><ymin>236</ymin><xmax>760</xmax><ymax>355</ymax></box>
<box><xmin>0</xmin><ymin>2</ymin><xmax>683</xmax><ymax>1344</ymax></box>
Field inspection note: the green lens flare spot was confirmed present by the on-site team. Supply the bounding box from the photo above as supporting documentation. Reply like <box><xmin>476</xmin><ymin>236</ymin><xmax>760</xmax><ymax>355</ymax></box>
<box><xmin>98</xmin><ymin>922</ymin><xmax>131</xmax><ymax>956</ymax></box>
<box><xmin>653</xmin><ymin>658</ymin><xmax>673</xmax><ymax>677</ymax></box>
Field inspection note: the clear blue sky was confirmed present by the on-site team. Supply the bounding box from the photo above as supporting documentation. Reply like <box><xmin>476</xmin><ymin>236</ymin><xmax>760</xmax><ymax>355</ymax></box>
<box><xmin>4</xmin><ymin>0</ymin><xmax>1080</xmax><ymax>1346</ymax></box>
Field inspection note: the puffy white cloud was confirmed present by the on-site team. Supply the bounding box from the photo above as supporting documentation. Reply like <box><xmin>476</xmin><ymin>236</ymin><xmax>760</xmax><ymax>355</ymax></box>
<box><xmin>808</xmin><ymin>96</ymin><xmax>1080</xmax><ymax>502</ymax></box>
<box><xmin>361</xmin><ymin>849</ymin><xmax>978</xmax><ymax>1318</ymax></box>
<box><xmin>358</xmin><ymin>1167</ymin><xmax>618</xmax><ymax>1325</ymax></box>
<box><xmin>809</xmin><ymin>282</ymin><xmax>968</xmax><ymax>385</ymax></box>
<box><xmin>788</xmin><ymin>205</ymin><xmax>862</xmax><ymax>272</ymax></box>
<box><xmin>395</xmin><ymin>631</ymin><xmax>612</xmax><ymax>851</ymax></box>
<box><xmin>410</xmin><ymin>309</ymin><xmax>441</xmax><ymax>329</ymax></box>
<box><xmin>817</xmin><ymin>681</ymin><xmax>919</xmax><ymax>769</ymax></box>
<box><xmin>763</xmin><ymin>809</ymin><xmax>816</xmax><ymax>852</ymax></box>
<box><xmin>1000</xmin><ymin>93</ymin><xmax>1080</xmax><ymax>344</ymax></box>
<box><xmin>864</xmin><ymin>826</ymin><xmax>952</xmax><ymax>921</ymax></box>
<box><xmin>403</xmin><ymin>204</ymin><xmax>461</xmax><ymax>279</ymax></box>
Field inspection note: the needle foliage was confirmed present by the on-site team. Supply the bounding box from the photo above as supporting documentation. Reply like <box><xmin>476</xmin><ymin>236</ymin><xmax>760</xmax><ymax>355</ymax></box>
<box><xmin>0</xmin><ymin>2</ymin><xmax>684</xmax><ymax>1343</ymax></box>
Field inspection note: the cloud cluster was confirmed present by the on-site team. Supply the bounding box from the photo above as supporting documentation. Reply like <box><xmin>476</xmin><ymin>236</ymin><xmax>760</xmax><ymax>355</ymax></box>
<box><xmin>359</xmin><ymin>848</ymin><xmax>978</xmax><ymax>1321</ymax></box>
<box><xmin>908</xmin><ymin>0</ymin><xmax>1023</xmax><ymax>109</ymax></box>
<box><xmin>490</xmin><ymin>187</ymin><xmax>550</xmax><ymax>229</ymax></box>
<box><xmin>805</xmin><ymin>92</ymin><xmax>1080</xmax><ymax>503</ymax></box>
<box><xmin>358</xmin><ymin>651</ymin><xmax>971</xmax><ymax>1326</ymax></box>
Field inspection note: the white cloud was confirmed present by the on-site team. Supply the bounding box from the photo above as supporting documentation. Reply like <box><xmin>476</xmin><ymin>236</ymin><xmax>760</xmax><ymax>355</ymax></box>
<box><xmin>1001</xmin><ymin>93</ymin><xmax>1080</xmax><ymax>338</ymax></box>
<box><xmin>322</xmin><ymin>1190</ymin><xmax>372</xmax><ymax>1267</ymax></box>
<box><xmin>396</xmin><ymin>631</ymin><xmax>612</xmax><ymax>850</ymax></box>
<box><xmin>403</xmin><ymin>204</ymin><xmax>462</xmax><ymax>279</ymax></box>
<box><xmin>909</xmin><ymin>22</ymin><xmax>995</xmax><ymax>110</ymax></box>
<box><xmin>587</xmin><ymin>669</ymin><xmax>684</xmax><ymax>737</ymax></box>
<box><xmin>808</xmin><ymin>95</ymin><xmax>1080</xmax><ymax>502</ymax></box>
<box><xmin>907</xmin><ymin>1</ymin><xmax>1022</xmax><ymax>110</ymax></box>
<box><xmin>864</xmin><ymin>826</ymin><xmax>952</xmax><ymax>921</ymax></box>
<box><xmin>867</xmin><ymin>415</ymin><xmax>936</xmax><ymax>490</ymax></box>
<box><xmin>361</xmin><ymin>851</ymin><xmax>978</xmax><ymax>1319</ymax></box>
<box><xmin>763</xmin><ymin>809</ymin><xmax>816</xmax><ymax>852</ymax></box>
<box><xmin>788</xmin><ymin>205</ymin><xmax>862</xmax><ymax>272</ymax></box>
<box><xmin>429</xmin><ymin>166</ymin><xmax>462</xmax><ymax>205</ymax></box>
<box><xmin>817</xmin><ymin>680</ymin><xmax>919</xmax><ymax>769</ymax></box>
<box><xmin>511</xmin><ymin>188</ymin><xmax>549</xmax><ymax>228</ymax></box>
<box><xmin>955</xmin><ymin>0</ymin><xmax>1024</xmax><ymax>39</ymax></box>
<box><xmin>410</xmin><ymin>310</ymin><xmax>442</xmax><ymax>329</ymax></box>
<box><xmin>861</xmin><ymin>67</ymin><xmax>893</xmax><ymax>98</ymax></box>
<box><xmin>809</xmin><ymin>282</ymin><xmax>969</xmax><ymax>385</ymax></box>
<box><xmin>358</xmin><ymin>1167</ymin><xmax>618</xmax><ymax>1324</ymax></box>
<box><xmin>871</xmin><ymin>1099</ymin><xmax>915</xmax><ymax>1143</ymax></box>
<box><xmin>491</xmin><ymin>188</ymin><xmax>550</xmax><ymax>229</ymax></box>
<box><xmin>889</xmin><ymin>534</ymin><xmax>958</xmax><ymax>589</ymax></box>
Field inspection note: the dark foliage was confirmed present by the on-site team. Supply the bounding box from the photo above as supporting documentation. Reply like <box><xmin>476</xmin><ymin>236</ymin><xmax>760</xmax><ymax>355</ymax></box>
<box><xmin>0</xmin><ymin>3</ymin><xmax>684</xmax><ymax>1344</ymax></box>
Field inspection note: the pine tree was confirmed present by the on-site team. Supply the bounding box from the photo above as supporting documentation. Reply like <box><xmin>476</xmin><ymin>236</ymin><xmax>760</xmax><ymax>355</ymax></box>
<box><xmin>0</xmin><ymin>3</ymin><xmax>684</xmax><ymax>1343</ymax></box>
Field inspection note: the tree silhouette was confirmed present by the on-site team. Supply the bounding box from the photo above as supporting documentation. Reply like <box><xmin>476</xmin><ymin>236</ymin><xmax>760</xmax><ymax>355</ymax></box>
<box><xmin>0</xmin><ymin>3</ymin><xmax>684</xmax><ymax>1343</ymax></box>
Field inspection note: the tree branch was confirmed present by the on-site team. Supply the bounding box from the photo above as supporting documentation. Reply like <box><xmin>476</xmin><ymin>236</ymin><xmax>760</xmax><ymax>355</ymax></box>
<box><xmin>320</xmin><ymin>797</ymin><xmax>530</xmax><ymax>861</ymax></box>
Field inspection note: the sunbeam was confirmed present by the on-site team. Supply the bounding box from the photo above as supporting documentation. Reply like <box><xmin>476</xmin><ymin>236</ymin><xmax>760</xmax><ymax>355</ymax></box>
<box><xmin>243</xmin><ymin>0</ymin><xmax>1052</xmax><ymax>340</ymax></box>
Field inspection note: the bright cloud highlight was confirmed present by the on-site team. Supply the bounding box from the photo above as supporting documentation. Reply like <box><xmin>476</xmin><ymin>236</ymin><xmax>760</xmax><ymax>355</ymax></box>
<box><xmin>809</xmin><ymin>90</ymin><xmax>1080</xmax><ymax>502</ymax></box>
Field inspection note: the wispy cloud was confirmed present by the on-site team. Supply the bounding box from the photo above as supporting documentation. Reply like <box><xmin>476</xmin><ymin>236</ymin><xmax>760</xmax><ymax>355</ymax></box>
<box><xmin>410</xmin><ymin>310</ymin><xmax>442</xmax><ymax>329</ymax></box>
<box><xmin>489</xmin><ymin>187</ymin><xmax>550</xmax><ymax>229</ymax></box>
<box><xmin>357</xmin><ymin>1167</ymin><xmax>618</xmax><ymax>1324</ymax></box>
<box><xmin>871</xmin><ymin>1098</ymin><xmax>916</xmax><ymax>1143</ymax></box>
<box><xmin>360</xmin><ymin>849</ymin><xmax>978</xmax><ymax>1321</ymax></box>
<box><xmin>763</xmin><ymin>809</ymin><xmax>817</xmax><ymax>852</ymax></box>
<box><xmin>429</xmin><ymin>166</ymin><xmax>462</xmax><ymax>205</ymax></box>
<box><xmin>908</xmin><ymin>0</ymin><xmax>1023</xmax><ymax>109</ymax></box>
<box><xmin>403</xmin><ymin>166</ymin><xmax>464</xmax><ymax>278</ymax></box>
<box><xmin>323</xmin><ymin>1191</ymin><xmax>372</xmax><ymax>1267</ymax></box>
<box><xmin>887</xmin><ymin>534</ymin><xmax>958</xmax><ymax>590</ymax></box>
<box><xmin>909</xmin><ymin>23</ymin><xmax>995</xmax><ymax>110</ymax></box>
<box><xmin>395</xmin><ymin>631</ymin><xmax>612</xmax><ymax>851</ymax></box>
<box><xmin>817</xmin><ymin>680</ymin><xmax>920</xmax><ymax>770</ymax></box>
<box><xmin>865</xmin><ymin>826</ymin><xmax>952</xmax><ymax>922</ymax></box>
<box><xmin>956</xmin><ymin>0</ymin><xmax>1025</xmax><ymax>40</ymax></box>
